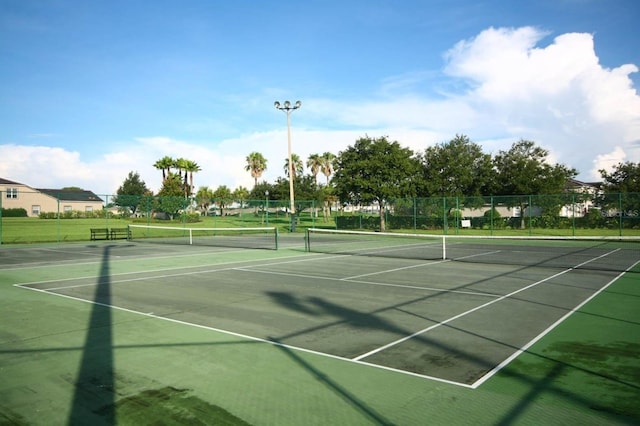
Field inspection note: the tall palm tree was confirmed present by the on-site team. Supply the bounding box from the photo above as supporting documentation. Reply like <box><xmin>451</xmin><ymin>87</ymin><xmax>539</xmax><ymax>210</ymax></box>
<box><xmin>321</xmin><ymin>151</ymin><xmax>336</xmax><ymax>184</ymax></box>
<box><xmin>183</xmin><ymin>160</ymin><xmax>201</xmax><ymax>197</ymax></box>
<box><xmin>245</xmin><ymin>152</ymin><xmax>268</xmax><ymax>188</ymax></box>
<box><xmin>153</xmin><ymin>156</ymin><xmax>174</xmax><ymax>181</ymax></box>
<box><xmin>173</xmin><ymin>157</ymin><xmax>189</xmax><ymax>195</ymax></box>
<box><xmin>306</xmin><ymin>153</ymin><xmax>322</xmax><ymax>186</ymax></box>
<box><xmin>284</xmin><ymin>153</ymin><xmax>303</xmax><ymax>178</ymax></box>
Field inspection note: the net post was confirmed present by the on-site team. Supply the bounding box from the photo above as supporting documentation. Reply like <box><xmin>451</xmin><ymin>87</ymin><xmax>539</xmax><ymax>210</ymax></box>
<box><xmin>305</xmin><ymin>228</ymin><xmax>310</xmax><ymax>252</ymax></box>
<box><xmin>274</xmin><ymin>227</ymin><xmax>279</xmax><ymax>250</ymax></box>
<box><xmin>442</xmin><ymin>234</ymin><xmax>446</xmax><ymax>259</ymax></box>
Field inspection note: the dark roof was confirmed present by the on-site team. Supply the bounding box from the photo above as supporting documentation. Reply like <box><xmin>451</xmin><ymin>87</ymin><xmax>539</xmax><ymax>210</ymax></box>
<box><xmin>566</xmin><ymin>178</ymin><xmax>602</xmax><ymax>189</ymax></box>
<box><xmin>37</xmin><ymin>189</ymin><xmax>104</xmax><ymax>203</ymax></box>
<box><xmin>0</xmin><ymin>177</ymin><xmax>23</xmax><ymax>185</ymax></box>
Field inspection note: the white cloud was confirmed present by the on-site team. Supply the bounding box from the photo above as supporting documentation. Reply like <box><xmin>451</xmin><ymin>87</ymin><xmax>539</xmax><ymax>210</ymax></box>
<box><xmin>2</xmin><ymin>26</ymin><xmax>639</xmax><ymax>194</ymax></box>
<box><xmin>592</xmin><ymin>146</ymin><xmax>627</xmax><ymax>178</ymax></box>
<box><xmin>441</xmin><ymin>26</ymin><xmax>640</xmax><ymax>179</ymax></box>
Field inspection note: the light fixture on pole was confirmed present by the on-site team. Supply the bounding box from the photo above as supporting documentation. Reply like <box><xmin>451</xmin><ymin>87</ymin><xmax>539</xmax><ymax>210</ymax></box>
<box><xmin>274</xmin><ymin>100</ymin><xmax>301</xmax><ymax>216</ymax></box>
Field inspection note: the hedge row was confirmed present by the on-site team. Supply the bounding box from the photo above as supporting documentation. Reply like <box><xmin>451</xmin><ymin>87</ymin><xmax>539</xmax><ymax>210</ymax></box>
<box><xmin>336</xmin><ymin>214</ymin><xmax>640</xmax><ymax>231</ymax></box>
<box><xmin>1</xmin><ymin>208</ymin><xmax>28</xmax><ymax>217</ymax></box>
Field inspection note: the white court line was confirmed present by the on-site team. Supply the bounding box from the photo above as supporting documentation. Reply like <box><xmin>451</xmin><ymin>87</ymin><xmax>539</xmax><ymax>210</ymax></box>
<box><xmin>352</xmin><ymin>248</ymin><xmax>622</xmax><ymax>363</ymax></box>
<box><xmin>342</xmin><ymin>250</ymin><xmax>501</xmax><ymax>280</ymax></box>
<box><xmin>15</xmin><ymin>281</ymin><xmax>474</xmax><ymax>388</ymax></box>
<box><xmin>232</xmin><ymin>267</ymin><xmax>502</xmax><ymax>298</ymax></box>
<box><xmin>14</xmin><ymin>252</ymin><xmax>338</xmax><ymax>290</ymax></box>
<box><xmin>2</xmin><ymin>247</ymin><xmax>247</xmax><ymax>271</ymax></box>
<box><xmin>13</xmin><ymin>245</ymin><xmax>631</xmax><ymax>388</ymax></box>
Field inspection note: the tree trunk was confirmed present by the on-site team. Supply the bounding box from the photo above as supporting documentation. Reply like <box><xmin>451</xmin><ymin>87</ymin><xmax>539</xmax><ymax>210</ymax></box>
<box><xmin>379</xmin><ymin>202</ymin><xmax>386</xmax><ymax>232</ymax></box>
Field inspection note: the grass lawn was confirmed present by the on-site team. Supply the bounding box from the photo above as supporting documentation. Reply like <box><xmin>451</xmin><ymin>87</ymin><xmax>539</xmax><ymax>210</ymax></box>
<box><xmin>1</xmin><ymin>214</ymin><xmax>637</xmax><ymax>244</ymax></box>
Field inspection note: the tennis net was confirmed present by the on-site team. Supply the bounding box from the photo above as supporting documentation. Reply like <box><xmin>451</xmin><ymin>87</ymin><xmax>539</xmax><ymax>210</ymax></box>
<box><xmin>128</xmin><ymin>225</ymin><xmax>279</xmax><ymax>250</ymax></box>
<box><xmin>305</xmin><ymin>228</ymin><xmax>640</xmax><ymax>272</ymax></box>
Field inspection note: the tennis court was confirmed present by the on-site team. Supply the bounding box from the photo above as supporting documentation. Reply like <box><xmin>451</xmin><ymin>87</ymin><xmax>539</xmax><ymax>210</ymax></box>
<box><xmin>2</xmin><ymin>226</ymin><xmax>639</xmax><ymax>424</ymax></box>
<box><xmin>7</xmin><ymin>228</ymin><xmax>638</xmax><ymax>388</ymax></box>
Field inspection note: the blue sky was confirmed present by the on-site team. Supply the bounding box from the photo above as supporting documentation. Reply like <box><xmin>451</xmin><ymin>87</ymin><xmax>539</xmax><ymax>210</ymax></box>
<box><xmin>1</xmin><ymin>0</ymin><xmax>639</xmax><ymax>195</ymax></box>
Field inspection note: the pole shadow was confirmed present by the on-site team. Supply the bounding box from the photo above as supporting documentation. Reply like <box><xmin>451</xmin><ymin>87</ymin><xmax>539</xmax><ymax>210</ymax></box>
<box><xmin>67</xmin><ymin>245</ymin><xmax>115</xmax><ymax>425</ymax></box>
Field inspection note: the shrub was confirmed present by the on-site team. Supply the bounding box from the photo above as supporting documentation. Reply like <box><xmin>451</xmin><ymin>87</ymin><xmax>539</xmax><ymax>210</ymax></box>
<box><xmin>1</xmin><ymin>208</ymin><xmax>28</xmax><ymax>217</ymax></box>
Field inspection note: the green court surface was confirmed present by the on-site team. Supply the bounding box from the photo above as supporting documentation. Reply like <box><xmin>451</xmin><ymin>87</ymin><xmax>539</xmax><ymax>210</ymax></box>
<box><xmin>0</xmin><ymin>234</ymin><xmax>639</xmax><ymax>425</ymax></box>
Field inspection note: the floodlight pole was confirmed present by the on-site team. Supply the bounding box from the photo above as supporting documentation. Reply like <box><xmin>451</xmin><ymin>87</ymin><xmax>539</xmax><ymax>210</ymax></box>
<box><xmin>274</xmin><ymin>100</ymin><xmax>301</xmax><ymax>216</ymax></box>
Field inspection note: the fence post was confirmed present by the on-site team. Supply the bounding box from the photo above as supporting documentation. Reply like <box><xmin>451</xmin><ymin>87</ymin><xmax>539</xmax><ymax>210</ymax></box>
<box><xmin>443</xmin><ymin>197</ymin><xmax>448</xmax><ymax>235</ymax></box>
<box><xmin>571</xmin><ymin>193</ymin><xmax>576</xmax><ymax>237</ymax></box>
<box><xmin>528</xmin><ymin>195</ymin><xmax>532</xmax><ymax>235</ymax></box>
<box><xmin>413</xmin><ymin>197</ymin><xmax>417</xmax><ymax>231</ymax></box>
<box><xmin>0</xmin><ymin>190</ymin><xmax>3</xmax><ymax>245</ymax></box>
<box><xmin>455</xmin><ymin>196</ymin><xmax>460</xmax><ymax>235</ymax></box>
<box><xmin>105</xmin><ymin>194</ymin><xmax>110</xmax><ymax>230</ymax></box>
<box><xmin>490</xmin><ymin>196</ymin><xmax>494</xmax><ymax>236</ymax></box>
<box><xmin>619</xmin><ymin>192</ymin><xmax>623</xmax><ymax>237</ymax></box>
<box><xmin>56</xmin><ymin>196</ymin><xmax>61</xmax><ymax>243</ymax></box>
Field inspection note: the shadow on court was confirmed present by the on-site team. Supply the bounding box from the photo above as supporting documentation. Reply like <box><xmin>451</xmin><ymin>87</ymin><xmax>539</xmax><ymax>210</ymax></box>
<box><xmin>68</xmin><ymin>245</ymin><xmax>115</xmax><ymax>424</ymax></box>
<box><xmin>265</xmin><ymin>284</ymin><xmax>640</xmax><ymax>423</ymax></box>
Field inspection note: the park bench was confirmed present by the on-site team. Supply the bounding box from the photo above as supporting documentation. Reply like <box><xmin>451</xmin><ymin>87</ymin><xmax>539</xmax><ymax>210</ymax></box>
<box><xmin>110</xmin><ymin>227</ymin><xmax>130</xmax><ymax>240</ymax></box>
<box><xmin>90</xmin><ymin>228</ymin><xmax>110</xmax><ymax>240</ymax></box>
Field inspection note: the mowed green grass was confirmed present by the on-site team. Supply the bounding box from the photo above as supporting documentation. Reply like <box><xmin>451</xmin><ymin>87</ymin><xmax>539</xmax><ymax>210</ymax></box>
<box><xmin>1</xmin><ymin>214</ymin><xmax>637</xmax><ymax>244</ymax></box>
<box><xmin>0</xmin><ymin>213</ymin><xmax>334</xmax><ymax>244</ymax></box>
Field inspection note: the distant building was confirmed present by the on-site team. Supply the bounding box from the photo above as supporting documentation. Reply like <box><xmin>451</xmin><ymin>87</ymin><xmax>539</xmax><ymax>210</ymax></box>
<box><xmin>1</xmin><ymin>177</ymin><xmax>104</xmax><ymax>217</ymax></box>
<box><xmin>560</xmin><ymin>178</ymin><xmax>602</xmax><ymax>217</ymax></box>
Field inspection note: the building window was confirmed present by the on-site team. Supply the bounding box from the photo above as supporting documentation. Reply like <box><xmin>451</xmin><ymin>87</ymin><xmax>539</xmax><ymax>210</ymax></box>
<box><xmin>6</xmin><ymin>188</ymin><xmax>18</xmax><ymax>199</ymax></box>
<box><xmin>85</xmin><ymin>206</ymin><xmax>93</xmax><ymax>213</ymax></box>
<box><xmin>32</xmin><ymin>205</ymin><xmax>41</xmax><ymax>215</ymax></box>
<box><xmin>63</xmin><ymin>205</ymin><xmax>72</xmax><ymax>212</ymax></box>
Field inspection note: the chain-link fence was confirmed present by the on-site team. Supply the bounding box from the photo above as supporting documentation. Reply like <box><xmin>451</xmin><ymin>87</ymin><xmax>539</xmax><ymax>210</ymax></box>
<box><xmin>334</xmin><ymin>193</ymin><xmax>640</xmax><ymax>236</ymax></box>
<box><xmin>1</xmin><ymin>189</ymin><xmax>638</xmax><ymax>243</ymax></box>
<box><xmin>0</xmin><ymin>189</ymin><xmax>326</xmax><ymax>243</ymax></box>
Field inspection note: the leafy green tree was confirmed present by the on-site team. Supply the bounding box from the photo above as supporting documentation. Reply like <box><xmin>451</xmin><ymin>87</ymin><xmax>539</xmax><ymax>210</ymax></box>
<box><xmin>248</xmin><ymin>181</ymin><xmax>276</xmax><ymax>213</ymax></box>
<box><xmin>271</xmin><ymin>175</ymin><xmax>318</xmax><ymax>215</ymax></box>
<box><xmin>156</xmin><ymin>174</ymin><xmax>186</xmax><ymax>219</ymax></box>
<box><xmin>600</xmin><ymin>162</ymin><xmax>640</xmax><ymax>192</ymax></box>
<box><xmin>333</xmin><ymin>135</ymin><xmax>420</xmax><ymax>231</ymax></box>
<box><xmin>114</xmin><ymin>171</ymin><xmax>150</xmax><ymax>215</ymax></box>
<box><xmin>213</xmin><ymin>185</ymin><xmax>233</xmax><ymax>216</ymax></box>
<box><xmin>493</xmin><ymin>139</ymin><xmax>577</xmax><ymax>229</ymax></box>
<box><xmin>599</xmin><ymin>161</ymin><xmax>640</xmax><ymax>215</ymax></box>
<box><xmin>245</xmin><ymin>152</ymin><xmax>268</xmax><ymax>188</ymax></box>
<box><xmin>419</xmin><ymin>134</ymin><xmax>494</xmax><ymax>198</ymax></box>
